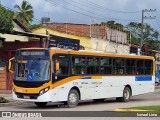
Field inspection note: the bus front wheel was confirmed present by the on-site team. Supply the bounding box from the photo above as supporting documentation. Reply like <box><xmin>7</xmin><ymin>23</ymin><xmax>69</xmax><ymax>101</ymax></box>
<box><xmin>35</xmin><ymin>102</ymin><xmax>47</xmax><ymax>107</ymax></box>
<box><xmin>116</xmin><ymin>87</ymin><xmax>131</xmax><ymax>102</ymax></box>
<box><xmin>66</xmin><ymin>89</ymin><xmax>79</xmax><ymax>108</ymax></box>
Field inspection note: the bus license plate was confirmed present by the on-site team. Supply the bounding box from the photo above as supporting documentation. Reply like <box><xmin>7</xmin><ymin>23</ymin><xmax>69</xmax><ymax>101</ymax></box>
<box><xmin>23</xmin><ymin>95</ymin><xmax>30</xmax><ymax>99</ymax></box>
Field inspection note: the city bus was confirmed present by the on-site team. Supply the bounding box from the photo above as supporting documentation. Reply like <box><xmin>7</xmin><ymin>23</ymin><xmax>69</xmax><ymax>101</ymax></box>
<box><xmin>9</xmin><ymin>48</ymin><xmax>155</xmax><ymax>108</ymax></box>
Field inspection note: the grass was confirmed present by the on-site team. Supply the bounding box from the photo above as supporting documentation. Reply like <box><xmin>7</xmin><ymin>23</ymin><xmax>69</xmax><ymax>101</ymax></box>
<box><xmin>124</xmin><ymin>106</ymin><xmax>160</xmax><ymax>111</ymax></box>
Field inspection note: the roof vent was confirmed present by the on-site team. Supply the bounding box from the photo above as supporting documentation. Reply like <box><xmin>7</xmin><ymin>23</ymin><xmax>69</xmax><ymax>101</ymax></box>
<box><xmin>41</xmin><ymin>17</ymin><xmax>50</xmax><ymax>24</ymax></box>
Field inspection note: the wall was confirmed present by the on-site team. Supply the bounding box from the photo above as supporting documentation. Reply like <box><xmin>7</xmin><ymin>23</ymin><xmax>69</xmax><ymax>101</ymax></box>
<box><xmin>32</xmin><ymin>27</ymin><xmax>92</xmax><ymax>51</ymax></box>
<box><xmin>0</xmin><ymin>67</ymin><xmax>7</xmax><ymax>90</ymax></box>
<box><xmin>91</xmin><ymin>38</ymin><xmax>130</xmax><ymax>54</ymax></box>
<box><xmin>13</xmin><ymin>21</ymin><xmax>25</xmax><ymax>32</ymax></box>
<box><xmin>106</xmin><ymin>27</ymin><xmax>129</xmax><ymax>44</ymax></box>
<box><xmin>32</xmin><ymin>27</ymin><xmax>130</xmax><ymax>54</ymax></box>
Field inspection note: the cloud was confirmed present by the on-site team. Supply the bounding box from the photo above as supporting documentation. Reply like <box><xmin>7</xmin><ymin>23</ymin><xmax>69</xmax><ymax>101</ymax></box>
<box><xmin>1</xmin><ymin>0</ymin><xmax>160</xmax><ymax>30</ymax></box>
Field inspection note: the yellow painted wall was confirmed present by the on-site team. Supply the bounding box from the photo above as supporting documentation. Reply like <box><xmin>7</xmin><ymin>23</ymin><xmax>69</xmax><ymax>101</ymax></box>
<box><xmin>32</xmin><ymin>27</ymin><xmax>93</xmax><ymax>50</ymax></box>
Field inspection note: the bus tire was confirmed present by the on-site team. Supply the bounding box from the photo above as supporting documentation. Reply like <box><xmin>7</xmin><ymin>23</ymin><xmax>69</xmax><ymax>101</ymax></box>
<box><xmin>34</xmin><ymin>102</ymin><xmax>47</xmax><ymax>107</ymax></box>
<box><xmin>66</xmin><ymin>89</ymin><xmax>79</xmax><ymax>108</ymax></box>
<box><xmin>116</xmin><ymin>87</ymin><xmax>131</xmax><ymax>102</ymax></box>
<box><xmin>155</xmin><ymin>82</ymin><xmax>159</xmax><ymax>86</ymax></box>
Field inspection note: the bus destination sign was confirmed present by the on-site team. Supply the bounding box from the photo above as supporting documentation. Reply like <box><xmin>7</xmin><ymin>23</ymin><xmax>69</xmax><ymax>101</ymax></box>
<box><xmin>21</xmin><ymin>51</ymin><xmax>45</xmax><ymax>56</ymax></box>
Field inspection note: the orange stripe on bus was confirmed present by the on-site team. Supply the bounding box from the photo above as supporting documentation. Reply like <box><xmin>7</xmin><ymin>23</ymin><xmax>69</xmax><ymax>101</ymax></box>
<box><xmin>52</xmin><ymin>76</ymin><xmax>81</xmax><ymax>88</ymax></box>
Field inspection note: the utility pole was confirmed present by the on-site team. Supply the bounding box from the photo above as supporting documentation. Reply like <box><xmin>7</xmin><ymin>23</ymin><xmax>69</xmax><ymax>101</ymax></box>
<box><xmin>90</xmin><ymin>17</ymin><xmax>94</xmax><ymax>38</ymax></box>
<box><xmin>140</xmin><ymin>9</ymin><xmax>156</xmax><ymax>55</ymax></box>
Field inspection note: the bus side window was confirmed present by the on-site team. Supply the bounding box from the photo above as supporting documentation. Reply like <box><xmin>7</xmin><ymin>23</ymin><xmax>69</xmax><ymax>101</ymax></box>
<box><xmin>72</xmin><ymin>56</ymin><xmax>86</xmax><ymax>75</ymax></box>
<box><xmin>71</xmin><ymin>57</ymin><xmax>76</xmax><ymax>74</ymax></box>
<box><xmin>57</xmin><ymin>60</ymin><xmax>68</xmax><ymax>75</ymax></box>
<box><xmin>137</xmin><ymin>60</ymin><xmax>144</xmax><ymax>75</ymax></box>
<box><xmin>126</xmin><ymin>59</ymin><xmax>136</xmax><ymax>75</ymax></box>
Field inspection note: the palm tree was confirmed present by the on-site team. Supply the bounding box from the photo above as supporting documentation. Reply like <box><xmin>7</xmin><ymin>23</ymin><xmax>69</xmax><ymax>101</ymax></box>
<box><xmin>14</xmin><ymin>1</ymin><xmax>34</xmax><ymax>25</ymax></box>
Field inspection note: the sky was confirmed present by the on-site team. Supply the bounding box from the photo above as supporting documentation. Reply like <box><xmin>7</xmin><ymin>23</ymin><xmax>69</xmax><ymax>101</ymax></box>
<box><xmin>1</xmin><ymin>0</ymin><xmax>160</xmax><ymax>32</ymax></box>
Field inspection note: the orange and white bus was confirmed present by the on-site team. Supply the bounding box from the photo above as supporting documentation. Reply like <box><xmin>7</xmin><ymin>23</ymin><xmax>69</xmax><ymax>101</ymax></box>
<box><xmin>9</xmin><ymin>48</ymin><xmax>155</xmax><ymax>107</ymax></box>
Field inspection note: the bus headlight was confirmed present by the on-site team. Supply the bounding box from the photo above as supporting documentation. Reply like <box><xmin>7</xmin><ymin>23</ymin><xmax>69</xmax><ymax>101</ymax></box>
<box><xmin>39</xmin><ymin>87</ymin><xmax>50</xmax><ymax>96</ymax></box>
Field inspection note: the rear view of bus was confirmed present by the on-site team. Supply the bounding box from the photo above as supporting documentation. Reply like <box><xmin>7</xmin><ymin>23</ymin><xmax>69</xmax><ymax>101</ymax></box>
<box><xmin>11</xmin><ymin>49</ymin><xmax>51</xmax><ymax>107</ymax></box>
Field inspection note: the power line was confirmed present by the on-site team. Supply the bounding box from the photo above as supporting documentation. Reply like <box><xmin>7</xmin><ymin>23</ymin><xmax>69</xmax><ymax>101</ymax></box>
<box><xmin>0</xmin><ymin>0</ymin><xmax>142</xmax><ymax>25</ymax></box>
<box><xmin>79</xmin><ymin>0</ymin><xmax>141</xmax><ymax>13</ymax></box>
<box><xmin>45</xmin><ymin>0</ymin><xmax>141</xmax><ymax>23</ymax></box>
<box><xmin>68</xmin><ymin>0</ymin><xmax>140</xmax><ymax>14</ymax></box>
<box><xmin>61</xmin><ymin>0</ymin><xmax>121</xmax><ymax>21</ymax></box>
<box><xmin>63</xmin><ymin>0</ymin><xmax>141</xmax><ymax>20</ymax></box>
<box><xmin>151</xmin><ymin>14</ymin><xmax>160</xmax><ymax>31</ymax></box>
<box><xmin>155</xmin><ymin>12</ymin><xmax>160</xmax><ymax>30</ymax></box>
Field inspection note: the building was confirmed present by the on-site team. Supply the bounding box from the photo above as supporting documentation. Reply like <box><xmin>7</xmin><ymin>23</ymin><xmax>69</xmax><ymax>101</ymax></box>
<box><xmin>32</xmin><ymin>22</ymin><xmax>130</xmax><ymax>54</ymax></box>
<box><xmin>0</xmin><ymin>18</ymin><xmax>47</xmax><ymax>92</ymax></box>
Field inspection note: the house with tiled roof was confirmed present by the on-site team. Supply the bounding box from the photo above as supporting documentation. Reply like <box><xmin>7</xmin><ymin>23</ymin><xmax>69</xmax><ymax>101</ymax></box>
<box><xmin>0</xmin><ymin>17</ymin><xmax>47</xmax><ymax>92</ymax></box>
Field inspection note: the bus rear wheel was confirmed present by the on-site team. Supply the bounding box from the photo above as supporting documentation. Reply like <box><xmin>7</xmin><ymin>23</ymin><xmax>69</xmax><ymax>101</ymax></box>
<box><xmin>35</xmin><ymin>102</ymin><xmax>47</xmax><ymax>107</ymax></box>
<box><xmin>116</xmin><ymin>87</ymin><xmax>131</xmax><ymax>102</ymax></box>
<box><xmin>155</xmin><ymin>82</ymin><xmax>159</xmax><ymax>86</ymax></box>
<box><xmin>66</xmin><ymin>89</ymin><xmax>79</xmax><ymax>108</ymax></box>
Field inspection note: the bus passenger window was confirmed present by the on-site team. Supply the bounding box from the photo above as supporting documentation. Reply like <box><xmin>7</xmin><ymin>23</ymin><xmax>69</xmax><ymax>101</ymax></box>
<box><xmin>137</xmin><ymin>60</ymin><xmax>144</xmax><ymax>75</ymax></box>
<box><xmin>100</xmin><ymin>58</ymin><xmax>112</xmax><ymax>74</ymax></box>
<box><xmin>72</xmin><ymin>66</ymin><xmax>76</xmax><ymax>74</ymax></box>
<box><xmin>72</xmin><ymin>56</ymin><xmax>86</xmax><ymax>75</ymax></box>
<box><xmin>56</xmin><ymin>68</ymin><xmax>61</xmax><ymax>75</ymax></box>
<box><xmin>56</xmin><ymin>60</ymin><xmax>69</xmax><ymax>76</ymax></box>
<box><xmin>86</xmin><ymin>57</ymin><xmax>100</xmax><ymax>74</ymax></box>
<box><xmin>81</xmin><ymin>67</ymin><xmax>85</xmax><ymax>74</ymax></box>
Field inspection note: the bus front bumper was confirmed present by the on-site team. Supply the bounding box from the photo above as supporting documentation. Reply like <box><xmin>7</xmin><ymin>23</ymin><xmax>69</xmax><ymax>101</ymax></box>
<box><xmin>13</xmin><ymin>90</ymin><xmax>52</xmax><ymax>102</ymax></box>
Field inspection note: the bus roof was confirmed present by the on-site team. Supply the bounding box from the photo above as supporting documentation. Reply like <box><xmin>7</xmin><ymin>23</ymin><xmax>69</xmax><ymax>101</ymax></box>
<box><xmin>50</xmin><ymin>49</ymin><xmax>155</xmax><ymax>60</ymax></box>
<box><xmin>18</xmin><ymin>48</ymin><xmax>154</xmax><ymax>60</ymax></box>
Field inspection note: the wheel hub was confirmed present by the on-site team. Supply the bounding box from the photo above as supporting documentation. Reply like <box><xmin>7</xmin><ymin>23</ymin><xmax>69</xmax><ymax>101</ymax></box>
<box><xmin>69</xmin><ymin>93</ymin><xmax>77</xmax><ymax>104</ymax></box>
<box><xmin>124</xmin><ymin>90</ymin><xmax>130</xmax><ymax>100</ymax></box>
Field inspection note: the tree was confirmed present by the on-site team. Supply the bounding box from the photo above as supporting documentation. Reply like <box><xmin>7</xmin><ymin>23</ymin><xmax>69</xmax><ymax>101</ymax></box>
<box><xmin>14</xmin><ymin>1</ymin><xmax>34</xmax><ymax>26</ymax></box>
<box><xmin>101</xmin><ymin>20</ymin><xmax>124</xmax><ymax>29</ymax></box>
<box><xmin>0</xmin><ymin>5</ymin><xmax>14</xmax><ymax>34</ymax></box>
<box><xmin>126</xmin><ymin>22</ymin><xmax>159</xmax><ymax>49</ymax></box>
<box><xmin>126</xmin><ymin>22</ymin><xmax>159</xmax><ymax>41</ymax></box>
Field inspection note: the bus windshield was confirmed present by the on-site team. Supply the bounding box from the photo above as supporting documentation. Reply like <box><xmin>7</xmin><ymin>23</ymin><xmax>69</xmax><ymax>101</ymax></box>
<box><xmin>14</xmin><ymin>50</ymin><xmax>50</xmax><ymax>82</ymax></box>
<box><xmin>14</xmin><ymin>59</ymin><xmax>50</xmax><ymax>81</ymax></box>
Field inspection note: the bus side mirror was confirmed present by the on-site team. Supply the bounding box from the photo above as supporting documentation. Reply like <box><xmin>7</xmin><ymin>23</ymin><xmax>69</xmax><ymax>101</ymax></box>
<box><xmin>8</xmin><ymin>57</ymin><xmax>15</xmax><ymax>73</ymax></box>
<box><xmin>56</xmin><ymin>61</ymin><xmax>60</xmax><ymax>71</ymax></box>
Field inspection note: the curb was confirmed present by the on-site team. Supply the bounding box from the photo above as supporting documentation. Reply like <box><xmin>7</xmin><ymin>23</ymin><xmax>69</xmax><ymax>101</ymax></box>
<box><xmin>115</xmin><ymin>108</ymin><xmax>160</xmax><ymax>114</ymax></box>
